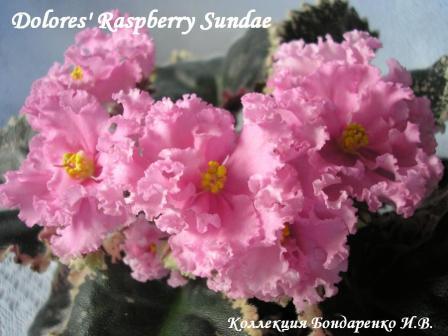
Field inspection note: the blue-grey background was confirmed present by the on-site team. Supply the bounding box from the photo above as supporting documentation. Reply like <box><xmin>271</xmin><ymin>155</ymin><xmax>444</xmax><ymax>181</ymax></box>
<box><xmin>0</xmin><ymin>1</ymin><xmax>447</xmax><ymax>335</ymax></box>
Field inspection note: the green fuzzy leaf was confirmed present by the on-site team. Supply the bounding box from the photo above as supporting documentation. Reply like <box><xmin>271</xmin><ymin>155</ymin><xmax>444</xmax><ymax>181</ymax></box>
<box><xmin>412</xmin><ymin>55</ymin><xmax>448</xmax><ymax>125</ymax></box>
<box><xmin>221</xmin><ymin>28</ymin><xmax>270</xmax><ymax>96</ymax></box>
<box><xmin>157</xmin><ymin>281</ymin><xmax>243</xmax><ymax>336</ymax></box>
<box><xmin>249</xmin><ymin>299</ymin><xmax>310</xmax><ymax>336</ymax></box>
<box><xmin>145</xmin><ymin>30</ymin><xmax>271</xmax><ymax>118</ymax></box>
<box><xmin>0</xmin><ymin>209</ymin><xmax>44</xmax><ymax>258</ymax></box>
<box><xmin>56</xmin><ymin>261</ymin><xmax>246</xmax><ymax>336</ymax></box>
<box><xmin>29</xmin><ymin>265</ymin><xmax>73</xmax><ymax>335</ymax></box>
<box><xmin>146</xmin><ymin>29</ymin><xmax>269</xmax><ymax>115</ymax></box>
<box><xmin>0</xmin><ymin>116</ymin><xmax>33</xmax><ymax>181</ymax></box>
<box><xmin>275</xmin><ymin>0</ymin><xmax>378</xmax><ymax>44</ymax></box>
<box><xmin>151</xmin><ymin>57</ymin><xmax>224</xmax><ymax>106</ymax></box>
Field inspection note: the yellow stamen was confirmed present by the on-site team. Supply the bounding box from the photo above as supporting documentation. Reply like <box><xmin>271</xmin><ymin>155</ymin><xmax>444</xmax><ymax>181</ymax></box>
<box><xmin>70</xmin><ymin>65</ymin><xmax>83</xmax><ymax>81</ymax></box>
<box><xmin>281</xmin><ymin>223</ymin><xmax>291</xmax><ymax>243</ymax></box>
<box><xmin>148</xmin><ymin>243</ymin><xmax>157</xmax><ymax>254</ymax></box>
<box><xmin>340</xmin><ymin>122</ymin><xmax>369</xmax><ymax>153</ymax></box>
<box><xmin>62</xmin><ymin>151</ymin><xmax>95</xmax><ymax>180</ymax></box>
<box><xmin>201</xmin><ymin>161</ymin><xmax>227</xmax><ymax>194</ymax></box>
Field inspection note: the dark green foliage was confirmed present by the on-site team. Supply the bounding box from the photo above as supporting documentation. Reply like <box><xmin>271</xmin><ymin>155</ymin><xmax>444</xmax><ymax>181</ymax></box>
<box><xmin>276</xmin><ymin>0</ymin><xmax>378</xmax><ymax>44</ymax></box>
<box><xmin>157</xmin><ymin>279</ymin><xmax>244</xmax><ymax>336</ymax></box>
<box><xmin>33</xmin><ymin>261</ymin><xmax>247</xmax><ymax>336</ymax></box>
<box><xmin>249</xmin><ymin>299</ymin><xmax>310</xmax><ymax>336</ymax></box>
<box><xmin>142</xmin><ymin>28</ymin><xmax>269</xmax><ymax>117</ymax></box>
<box><xmin>151</xmin><ymin>57</ymin><xmax>223</xmax><ymax>106</ymax></box>
<box><xmin>0</xmin><ymin>116</ymin><xmax>33</xmax><ymax>181</ymax></box>
<box><xmin>412</xmin><ymin>56</ymin><xmax>448</xmax><ymax>124</ymax></box>
<box><xmin>0</xmin><ymin>209</ymin><xmax>44</xmax><ymax>258</ymax></box>
<box><xmin>221</xmin><ymin>28</ymin><xmax>270</xmax><ymax>97</ymax></box>
<box><xmin>29</xmin><ymin>266</ymin><xmax>73</xmax><ymax>336</ymax></box>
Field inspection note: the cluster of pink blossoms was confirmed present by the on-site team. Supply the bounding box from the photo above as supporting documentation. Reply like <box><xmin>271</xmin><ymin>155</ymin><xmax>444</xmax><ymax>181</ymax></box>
<box><xmin>0</xmin><ymin>23</ymin><xmax>442</xmax><ymax>311</ymax></box>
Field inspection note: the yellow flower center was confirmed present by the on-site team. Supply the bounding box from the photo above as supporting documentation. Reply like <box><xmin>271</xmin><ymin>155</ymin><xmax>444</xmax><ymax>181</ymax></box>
<box><xmin>70</xmin><ymin>65</ymin><xmax>83</xmax><ymax>81</ymax></box>
<box><xmin>281</xmin><ymin>223</ymin><xmax>291</xmax><ymax>244</ymax></box>
<box><xmin>62</xmin><ymin>151</ymin><xmax>95</xmax><ymax>180</ymax></box>
<box><xmin>340</xmin><ymin>122</ymin><xmax>369</xmax><ymax>153</ymax></box>
<box><xmin>148</xmin><ymin>243</ymin><xmax>157</xmax><ymax>254</ymax></box>
<box><xmin>201</xmin><ymin>161</ymin><xmax>227</xmax><ymax>194</ymax></box>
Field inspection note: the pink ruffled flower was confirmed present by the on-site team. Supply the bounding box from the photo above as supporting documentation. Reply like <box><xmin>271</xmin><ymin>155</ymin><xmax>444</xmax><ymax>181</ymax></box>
<box><xmin>97</xmin><ymin>90</ymin><xmax>307</xmax><ymax>301</ymax></box>
<box><xmin>284</xmin><ymin>198</ymin><xmax>356</xmax><ymax>310</ymax></box>
<box><xmin>96</xmin><ymin>89</ymin><xmax>154</xmax><ymax>217</ymax></box>
<box><xmin>96</xmin><ymin>90</ymin><xmax>240</xmax><ymax>275</ymax></box>
<box><xmin>163</xmin><ymin>159</ymin><xmax>303</xmax><ymax>284</ymax></box>
<box><xmin>96</xmin><ymin>89</ymin><xmax>237</xmax><ymax>219</ymax></box>
<box><xmin>208</xmin><ymin>195</ymin><xmax>356</xmax><ymax>310</ymax></box>
<box><xmin>255</xmin><ymin>33</ymin><xmax>443</xmax><ymax>218</ymax></box>
<box><xmin>137</xmin><ymin>123</ymin><xmax>302</xmax><ymax>285</ymax></box>
<box><xmin>22</xmin><ymin>11</ymin><xmax>155</xmax><ymax>131</ymax></box>
<box><xmin>204</xmin><ymin>118</ymin><xmax>357</xmax><ymax>308</ymax></box>
<box><xmin>122</xmin><ymin>217</ymin><xmax>169</xmax><ymax>282</ymax></box>
<box><xmin>0</xmin><ymin>90</ymin><xmax>124</xmax><ymax>259</ymax></box>
<box><xmin>268</xmin><ymin>30</ymin><xmax>381</xmax><ymax>93</ymax></box>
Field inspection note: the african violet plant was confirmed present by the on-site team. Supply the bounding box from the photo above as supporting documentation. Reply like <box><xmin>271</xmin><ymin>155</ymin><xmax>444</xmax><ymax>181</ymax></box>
<box><xmin>1</xmin><ymin>1</ymin><xmax>448</xmax><ymax>335</ymax></box>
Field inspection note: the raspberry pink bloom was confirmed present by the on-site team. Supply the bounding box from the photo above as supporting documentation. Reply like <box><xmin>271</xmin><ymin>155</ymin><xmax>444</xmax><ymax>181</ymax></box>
<box><xmin>96</xmin><ymin>89</ymin><xmax>154</xmax><ymax>217</ymax></box>
<box><xmin>96</xmin><ymin>89</ymin><xmax>239</xmax><ymax>222</ymax></box>
<box><xmin>208</xmin><ymin>194</ymin><xmax>356</xmax><ymax>310</ymax></box>
<box><xmin>97</xmin><ymin>90</ymin><xmax>305</xmax><ymax>299</ymax></box>
<box><xmin>122</xmin><ymin>217</ymin><xmax>169</xmax><ymax>282</ymax></box>
<box><xmin>22</xmin><ymin>11</ymin><xmax>155</xmax><ymax>131</ymax></box>
<box><xmin>0</xmin><ymin>91</ymin><xmax>124</xmax><ymax>259</ymax></box>
<box><xmin>135</xmin><ymin>112</ymin><xmax>302</xmax><ymax>286</ymax></box>
<box><xmin>268</xmin><ymin>30</ymin><xmax>381</xmax><ymax>93</ymax></box>
<box><xmin>205</xmin><ymin>110</ymin><xmax>357</xmax><ymax>308</ymax></box>
<box><xmin>255</xmin><ymin>43</ymin><xmax>442</xmax><ymax>218</ymax></box>
<box><xmin>62</xmin><ymin>20</ymin><xmax>155</xmax><ymax>102</ymax></box>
